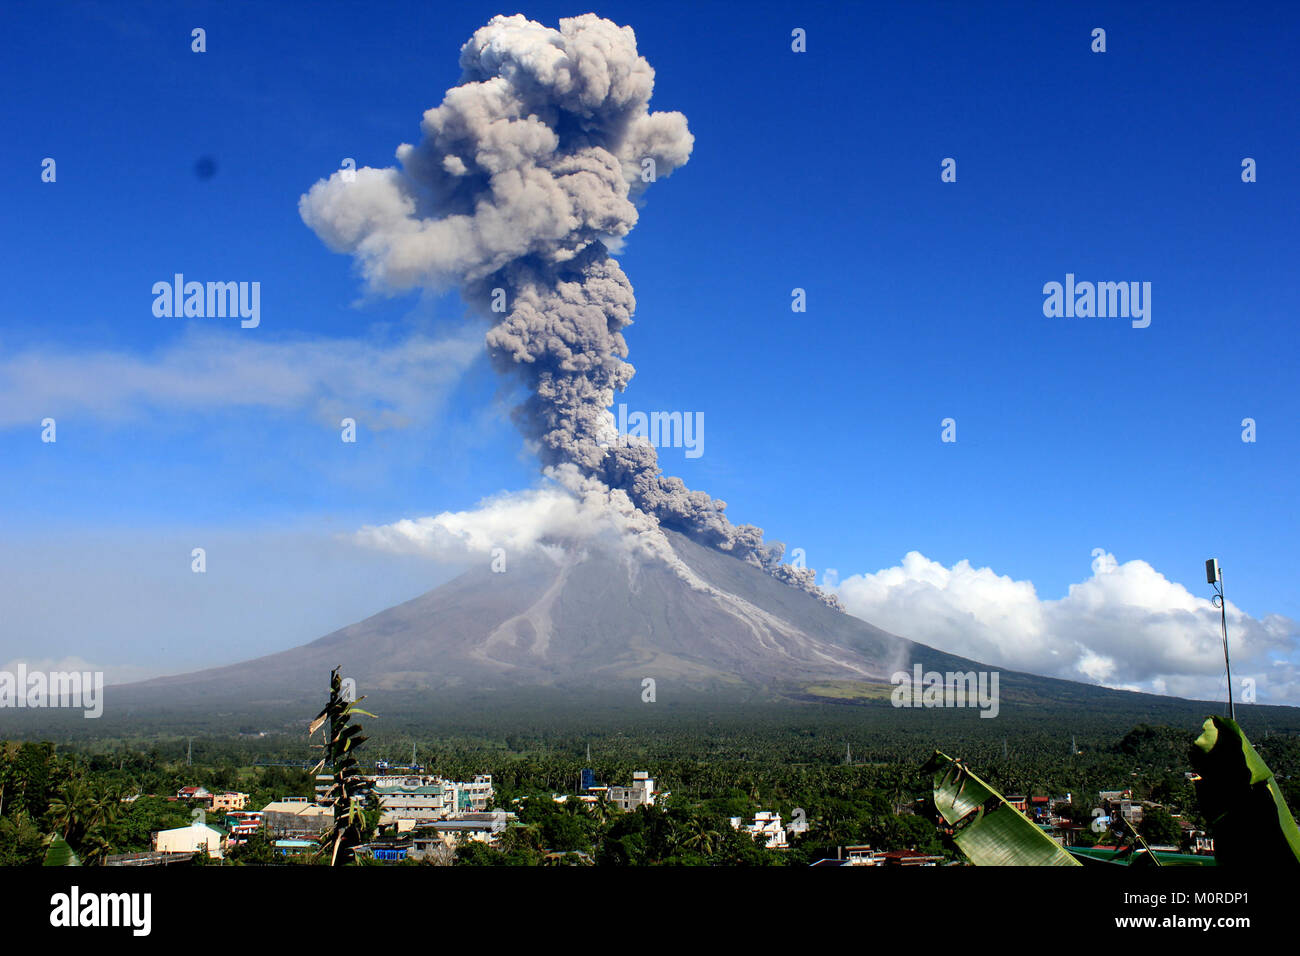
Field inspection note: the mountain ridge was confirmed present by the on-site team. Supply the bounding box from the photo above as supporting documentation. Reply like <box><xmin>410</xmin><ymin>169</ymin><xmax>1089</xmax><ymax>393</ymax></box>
<box><xmin>96</xmin><ymin>529</ymin><xmax>1258</xmax><ymax>722</ymax></box>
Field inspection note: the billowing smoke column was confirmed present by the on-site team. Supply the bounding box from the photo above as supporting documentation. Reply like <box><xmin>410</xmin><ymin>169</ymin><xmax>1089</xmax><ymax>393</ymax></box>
<box><xmin>301</xmin><ymin>14</ymin><xmax>839</xmax><ymax>607</ymax></box>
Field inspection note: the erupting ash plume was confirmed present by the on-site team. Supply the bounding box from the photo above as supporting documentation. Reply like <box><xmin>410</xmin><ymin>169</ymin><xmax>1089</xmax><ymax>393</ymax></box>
<box><xmin>301</xmin><ymin>13</ymin><xmax>839</xmax><ymax>607</ymax></box>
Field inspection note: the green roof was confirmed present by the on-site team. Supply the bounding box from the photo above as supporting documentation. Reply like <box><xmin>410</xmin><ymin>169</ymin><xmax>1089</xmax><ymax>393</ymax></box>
<box><xmin>1067</xmin><ymin>846</ymin><xmax>1215</xmax><ymax>866</ymax></box>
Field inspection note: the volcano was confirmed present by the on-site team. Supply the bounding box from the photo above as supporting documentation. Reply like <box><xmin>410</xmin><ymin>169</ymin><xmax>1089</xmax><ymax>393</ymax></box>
<box><xmin>82</xmin><ymin>526</ymin><xmax>1285</xmax><ymax>732</ymax></box>
<box><xmin>109</xmin><ymin>530</ymin><xmax>1000</xmax><ymax>710</ymax></box>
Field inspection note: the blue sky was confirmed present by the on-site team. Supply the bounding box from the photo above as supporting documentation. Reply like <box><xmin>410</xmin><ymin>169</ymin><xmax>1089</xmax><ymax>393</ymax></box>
<box><xmin>2</xmin><ymin>1</ymin><xmax>1297</xmax><ymax>696</ymax></box>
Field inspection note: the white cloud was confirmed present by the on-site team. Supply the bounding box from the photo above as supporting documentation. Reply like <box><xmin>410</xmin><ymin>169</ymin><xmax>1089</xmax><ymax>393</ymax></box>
<box><xmin>359</xmin><ymin>463</ymin><xmax>675</xmax><ymax>556</ymax></box>
<box><xmin>0</xmin><ymin>324</ymin><xmax>482</xmax><ymax>429</ymax></box>
<box><xmin>356</xmin><ymin>483</ymin><xmax>615</xmax><ymax>561</ymax></box>
<box><xmin>828</xmin><ymin>549</ymin><xmax>1300</xmax><ymax>703</ymax></box>
<box><xmin>354</xmin><ymin>464</ymin><xmax>701</xmax><ymax>582</ymax></box>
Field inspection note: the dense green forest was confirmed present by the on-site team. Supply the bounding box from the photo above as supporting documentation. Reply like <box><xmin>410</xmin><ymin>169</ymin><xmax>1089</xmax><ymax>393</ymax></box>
<box><xmin>4</xmin><ymin>701</ymin><xmax>1296</xmax><ymax>865</ymax></box>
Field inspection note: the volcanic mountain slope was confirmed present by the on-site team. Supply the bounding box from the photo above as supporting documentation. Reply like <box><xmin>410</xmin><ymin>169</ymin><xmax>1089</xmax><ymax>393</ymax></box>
<box><xmin>114</xmin><ymin>530</ymin><xmax>998</xmax><ymax>710</ymax></box>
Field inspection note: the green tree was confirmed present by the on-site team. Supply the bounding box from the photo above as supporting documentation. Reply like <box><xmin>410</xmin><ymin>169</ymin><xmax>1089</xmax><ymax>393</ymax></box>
<box><xmin>1138</xmin><ymin>806</ymin><xmax>1182</xmax><ymax>846</ymax></box>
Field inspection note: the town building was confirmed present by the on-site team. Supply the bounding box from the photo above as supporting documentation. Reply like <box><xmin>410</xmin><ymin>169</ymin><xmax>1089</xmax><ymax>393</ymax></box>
<box><xmin>809</xmin><ymin>845</ymin><xmax>945</xmax><ymax>866</ymax></box>
<box><xmin>356</xmin><ymin>813</ymin><xmax>514</xmax><ymax>862</ymax></box>
<box><xmin>224</xmin><ymin>811</ymin><xmax>264</xmax><ymax>841</ymax></box>
<box><xmin>552</xmin><ymin>793</ymin><xmax>601</xmax><ymax>805</ymax></box>
<box><xmin>366</xmin><ymin>774</ymin><xmax>495</xmax><ymax>825</ymax></box>
<box><xmin>103</xmin><ymin>850</ymin><xmax>196</xmax><ymax>867</ymax></box>
<box><xmin>174</xmin><ymin>788</ymin><xmax>247</xmax><ymax>812</ymax></box>
<box><xmin>881</xmin><ymin>850</ymin><xmax>945</xmax><ymax>866</ymax></box>
<box><xmin>261</xmin><ymin>797</ymin><xmax>333</xmax><ymax>838</ymax></box>
<box><xmin>730</xmin><ymin>811</ymin><xmax>789</xmax><ymax>850</ymax></box>
<box><xmin>809</xmin><ymin>845</ymin><xmax>886</xmax><ymax>866</ymax></box>
<box><xmin>608</xmin><ymin>771</ymin><xmax>659</xmax><ymax>810</ymax></box>
<box><xmin>420</xmin><ymin>812</ymin><xmax>511</xmax><ymax>849</ymax></box>
<box><xmin>272</xmin><ymin>839</ymin><xmax>317</xmax><ymax>857</ymax></box>
<box><xmin>211</xmin><ymin>792</ymin><xmax>248</xmax><ymax>812</ymax></box>
<box><xmin>1098</xmin><ymin>790</ymin><xmax>1144</xmax><ymax>827</ymax></box>
<box><xmin>152</xmin><ymin>822</ymin><xmax>226</xmax><ymax>859</ymax></box>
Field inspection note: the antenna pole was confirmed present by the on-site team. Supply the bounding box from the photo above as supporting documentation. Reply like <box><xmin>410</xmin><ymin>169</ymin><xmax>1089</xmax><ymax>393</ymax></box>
<box><xmin>1220</xmin><ymin>570</ymin><xmax>1234</xmax><ymax>721</ymax></box>
<box><xmin>1208</xmin><ymin>559</ymin><xmax>1235</xmax><ymax>721</ymax></box>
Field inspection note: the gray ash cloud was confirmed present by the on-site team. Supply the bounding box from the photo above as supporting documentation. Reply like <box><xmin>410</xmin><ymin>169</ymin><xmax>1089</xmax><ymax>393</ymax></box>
<box><xmin>300</xmin><ymin>13</ymin><xmax>839</xmax><ymax>609</ymax></box>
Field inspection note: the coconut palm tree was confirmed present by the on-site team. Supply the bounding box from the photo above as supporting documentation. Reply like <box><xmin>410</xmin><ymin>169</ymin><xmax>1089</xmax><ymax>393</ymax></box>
<box><xmin>681</xmin><ymin>812</ymin><xmax>722</xmax><ymax>857</ymax></box>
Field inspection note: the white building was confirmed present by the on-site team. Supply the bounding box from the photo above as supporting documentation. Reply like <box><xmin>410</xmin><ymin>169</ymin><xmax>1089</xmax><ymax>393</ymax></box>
<box><xmin>368</xmin><ymin>774</ymin><xmax>495</xmax><ymax>825</ymax></box>
<box><xmin>730</xmin><ymin>812</ymin><xmax>789</xmax><ymax>850</ymax></box>
<box><xmin>608</xmin><ymin>772</ymin><xmax>658</xmax><ymax>811</ymax></box>
<box><xmin>424</xmin><ymin>812</ymin><xmax>511</xmax><ymax>848</ymax></box>
<box><xmin>152</xmin><ymin>822</ymin><xmax>225</xmax><ymax>859</ymax></box>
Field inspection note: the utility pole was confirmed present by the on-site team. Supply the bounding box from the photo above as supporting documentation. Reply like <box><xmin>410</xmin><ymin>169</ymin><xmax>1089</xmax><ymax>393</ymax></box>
<box><xmin>1206</xmin><ymin>558</ymin><xmax>1235</xmax><ymax>721</ymax></box>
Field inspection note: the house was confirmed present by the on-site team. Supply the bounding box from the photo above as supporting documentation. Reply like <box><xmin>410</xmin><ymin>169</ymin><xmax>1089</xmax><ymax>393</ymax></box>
<box><xmin>211</xmin><ymin>792</ymin><xmax>248</xmax><ymax>812</ymax></box>
<box><xmin>730</xmin><ymin>811</ymin><xmax>789</xmax><ymax>850</ymax></box>
<box><xmin>881</xmin><ymin>849</ymin><xmax>944</xmax><ymax>866</ymax></box>
<box><xmin>356</xmin><ymin>839</ymin><xmax>412</xmax><ymax>863</ymax></box>
<box><xmin>1005</xmin><ymin>795</ymin><xmax>1029</xmax><ymax>813</ymax></box>
<box><xmin>422</xmin><ymin>811</ymin><xmax>512</xmax><ymax>847</ymax></box>
<box><xmin>224</xmin><ymin>811</ymin><xmax>263</xmax><ymax>841</ymax></box>
<box><xmin>809</xmin><ymin>845</ymin><xmax>887</xmax><ymax>866</ymax></box>
<box><xmin>608</xmin><ymin>771</ymin><xmax>660</xmax><ymax>811</ymax></box>
<box><xmin>152</xmin><ymin>822</ymin><xmax>226</xmax><ymax>859</ymax></box>
<box><xmin>1180</xmin><ymin>820</ymin><xmax>1215</xmax><ymax>855</ymax></box>
<box><xmin>176</xmin><ymin>786</ymin><xmax>213</xmax><ymax>807</ymax></box>
<box><xmin>103</xmin><ymin>851</ymin><xmax>196</xmax><ymax>867</ymax></box>
<box><xmin>358</xmin><ymin>813</ymin><xmax>514</xmax><ymax>861</ymax></box>
<box><xmin>272</xmin><ymin>839</ymin><xmax>317</xmax><ymax>857</ymax></box>
<box><xmin>1093</xmin><ymin>790</ymin><xmax>1144</xmax><ymax>831</ymax></box>
<box><xmin>458</xmin><ymin>775</ymin><xmax>495</xmax><ymax>812</ymax></box>
<box><xmin>261</xmin><ymin>797</ymin><xmax>333</xmax><ymax>838</ymax></box>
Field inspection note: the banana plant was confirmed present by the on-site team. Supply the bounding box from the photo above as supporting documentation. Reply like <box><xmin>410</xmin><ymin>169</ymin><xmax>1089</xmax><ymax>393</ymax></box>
<box><xmin>928</xmin><ymin>751</ymin><xmax>1079</xmax><ymax>866</ymax></box>
<box><xmin>1189</xmin><ymin>715</ymin><xmax>1300</xmax><ymax>866</ymax></box>
<box><xmin>42</xmin><ymin>834</ymin><xmax>80</xmax><ymax>867</ymax></box>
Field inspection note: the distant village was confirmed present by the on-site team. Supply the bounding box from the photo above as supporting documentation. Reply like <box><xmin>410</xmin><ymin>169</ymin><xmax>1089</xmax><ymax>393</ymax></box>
<box><xmin>112</xmin><ymin>767</ymin><xmax>680</xmax><ymax>865</ymax></box>
<box><xmin>102</xmin><ymin>763</ymin><xmax>1214</xmax><ymax>866</ymax></box>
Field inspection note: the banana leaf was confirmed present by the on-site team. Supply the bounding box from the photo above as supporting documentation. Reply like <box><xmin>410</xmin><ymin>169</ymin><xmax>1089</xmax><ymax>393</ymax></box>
<box><xmin>43</xmin><ymin>835</ymin><xmax>80</xmax><ymax>866</ymax></box>
<box><xmin>929</xmin><ymin>751</ymin><xmax>1079</xmax><ymax>866</ymax></box>
<box><xmin>1190</xmin><ymin>716</ymin><xmax>1300</xmax><ymax>866</ymax></box>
